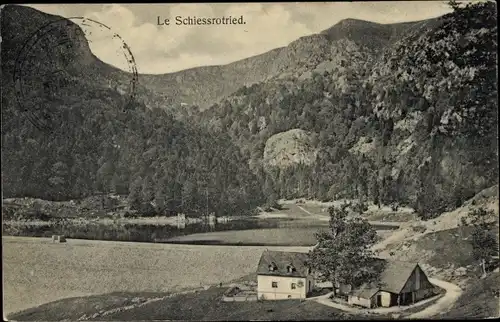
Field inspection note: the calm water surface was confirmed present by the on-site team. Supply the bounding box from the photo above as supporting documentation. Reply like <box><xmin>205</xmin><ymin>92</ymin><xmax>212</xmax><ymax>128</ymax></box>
<box><xmin>2</xmin><ymin>217</ymin><xmax>398</xmax><ymax>246</ymax></box>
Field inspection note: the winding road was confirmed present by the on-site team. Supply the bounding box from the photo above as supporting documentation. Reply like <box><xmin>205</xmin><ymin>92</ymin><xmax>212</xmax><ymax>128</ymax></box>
<box><xmin>406</xmin><ymin>278</ymin><xmax>463</xmax><ymax>319</ymax></box>
<box><xmin>308</xmin><ymin>277</ymin><xmax>462</xmax><ymax>319</ymax></box>
<box><xmin>287</xmin><ymin>203</ymin><xmax>463</xmax><ymax>318</ymax></box>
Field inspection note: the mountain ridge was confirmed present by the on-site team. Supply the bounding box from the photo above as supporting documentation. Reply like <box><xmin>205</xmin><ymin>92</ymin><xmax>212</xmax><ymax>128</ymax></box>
<box><xmin>2</xmin><ymin>4</ymin><xmax>433</xmax><ymax>110</ymax></box>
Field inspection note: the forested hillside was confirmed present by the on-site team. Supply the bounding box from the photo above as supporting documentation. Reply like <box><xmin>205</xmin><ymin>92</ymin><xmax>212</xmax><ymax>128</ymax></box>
<box><xmin>1</xmin><ymin>2</ymin><xmax>497</xmax><ymax>219</ymax></box>
<box><xmin>195</xmin><ymin>1</ymin><xmax>498</xmax><ymax>218</ymax></box>
<box><xmin>1</xmin><ymin>5</ymin><xmax>263</xmax><ymax>217</ymax></box>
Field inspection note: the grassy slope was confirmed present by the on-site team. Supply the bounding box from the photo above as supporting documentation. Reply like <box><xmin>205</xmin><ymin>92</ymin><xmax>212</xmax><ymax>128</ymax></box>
<box><xmin>384</xmin><ymin>227</ymin><xmax>476</xmax><ymax>268</ymax></box>
<box><xmin>374</xmin><ymin>186</ymin><xmax>499</xmax><ymax>317</ymax></box>
<box><xmin>441</xmin><ymin>272</ymin><xmax>500</xmax><ymax>319</ymax></box>
<box><xmin>6</xmin><ymin>292</ymin><xmax>168</xmax><ymax>321</ymax></box>
<box><xmin>9</xmin><ymin>287</ymin><xmax>392</xmax><ymax>321</ymax></box>
<box><xmin>377</xmin><ymin>186</ymin><xmax>498</xmax><ymax>269</ymax></box>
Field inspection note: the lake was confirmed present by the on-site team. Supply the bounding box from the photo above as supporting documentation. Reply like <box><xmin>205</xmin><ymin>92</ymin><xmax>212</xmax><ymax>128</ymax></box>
<box><xmin>2</xmin><ymin>217</ymin><xmax>399</xmax><ymax>246</ymax></box>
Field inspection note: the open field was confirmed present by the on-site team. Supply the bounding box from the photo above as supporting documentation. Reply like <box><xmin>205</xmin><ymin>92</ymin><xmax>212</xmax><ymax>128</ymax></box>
<box><xmin>256</xmin><ymin>204</ymin><xmax>328</xmax><ymax>220</ymax></box>
<box><xmin>258</xmin><ymin>202</ymin><xmax>409</xmax><ymax>225</ymax></box>
<box><xmin>278</xmin><ymin>199</ymin><xmax>416</xmax><ymax>222</ymax></box>
<box><xmin>2</xmin><ymin>236</ymin><xmax>313</xmax><ymax>316</ymax></box>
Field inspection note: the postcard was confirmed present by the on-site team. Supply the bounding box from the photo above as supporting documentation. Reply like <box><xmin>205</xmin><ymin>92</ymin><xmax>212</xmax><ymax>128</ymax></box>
<box><xmin>1</xmin><ymin>2</ymin><xmax>498</xmax><ymax>321</ymax></box>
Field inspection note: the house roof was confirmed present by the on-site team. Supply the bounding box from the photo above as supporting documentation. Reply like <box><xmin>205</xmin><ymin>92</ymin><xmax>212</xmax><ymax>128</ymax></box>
<box><xmin>256</xmin><ymin>250</ymin><xmax>310</xmax><ymax>278</ymax></box>
<box><xmin>350</xmin><ymin>258</ymin><xmax>421</xmax><ymax>297</ymax></box>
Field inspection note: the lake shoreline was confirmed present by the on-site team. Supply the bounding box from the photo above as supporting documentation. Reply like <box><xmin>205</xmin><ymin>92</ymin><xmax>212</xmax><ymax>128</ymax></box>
<box><xmin>2</xmin><ymin>215</ymin><xmax>240</xmax><ymax>226</ymax></box>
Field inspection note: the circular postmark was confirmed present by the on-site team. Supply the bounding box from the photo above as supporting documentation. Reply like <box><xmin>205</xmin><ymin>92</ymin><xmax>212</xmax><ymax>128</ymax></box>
<box><xmin>13</xmin><ymin>17</ymin><xmax>138</xmax><ymax>133</ymax></box>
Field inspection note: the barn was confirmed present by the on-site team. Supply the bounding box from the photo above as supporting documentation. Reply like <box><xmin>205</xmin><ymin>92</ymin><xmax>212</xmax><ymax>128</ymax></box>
<box><xmin>347</xmin><ymin>259</ymin><xmax>436</xmax><ymax>308</ymax></box>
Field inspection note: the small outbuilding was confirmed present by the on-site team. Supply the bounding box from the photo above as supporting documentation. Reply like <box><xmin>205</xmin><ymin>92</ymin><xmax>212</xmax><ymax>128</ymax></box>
<box><xmin>51</xmin><ymin>235</ymin><xmax>66</xmax><ymax>243</ymax></box>
<box><xmin>347</xmin><ymin>259</ymin><xmax>436</xmax><ymax>308</ymax></box>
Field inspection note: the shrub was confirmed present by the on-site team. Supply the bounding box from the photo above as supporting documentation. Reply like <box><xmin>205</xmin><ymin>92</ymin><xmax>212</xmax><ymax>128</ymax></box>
<box><xmin>224</xmin><ymin>286</ymin><xmax>240</xmax><ymax>297</ymax></box>
<box><xmin>411</xmin><ymin>224</ymin><xmax>427</xmax><ymax>233</ymax></box>
<box><xmin>352</xmin><ymin>201</ymin><xmax>368</xmax><ymax>214</ymax></box>
<box><xmin>264</xmin><ymin>199</ymin><xmax>282</xmax><ymax>211</ymax></box>
<box><xmin>137</xmin><ymin>202</ymin><xmax>156</xmax><ymax>217</ymax></box>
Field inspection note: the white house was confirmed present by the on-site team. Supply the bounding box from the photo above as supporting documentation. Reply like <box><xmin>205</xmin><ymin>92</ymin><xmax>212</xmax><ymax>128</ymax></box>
<box><xmin>256</xmin><ymin>250</ymin><xmax>314</xmax><ymax>300</ymax></box>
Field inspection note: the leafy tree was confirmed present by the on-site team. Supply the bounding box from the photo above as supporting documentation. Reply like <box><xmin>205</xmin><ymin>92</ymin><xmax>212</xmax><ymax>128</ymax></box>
<box><xmin>110</xmin><ymin>173</ymin><xmax>127</xmax><ymax>195</ymax></box>
<box><xmin>264</xmin><ymin>192</ymin><xmax>281</xmax><ymax>211</ymax></box>
<box><xmin>141</xmin><ymin>176</ymin><xmax>155</xmax><ymax>203</ymax></box>
<box><xmin>461</xmin><ymin>207</ymin><xmax>499</xmax><ymax>276</ymax></box>
<box><xmin>128</xmin><ymin>176</ymin><xmax>143</xmax><ymax>211</ymax></box>
<box><xmin>308</xmin><ymin>205</ymin><xmax>381</xmax><ymax>295</ymax></box>
<box><xmin>371</xmin><ymin>178</ymin><xmax>381</xmax><ymax>209</ymax></box>
<box><xmin>447</xmin><ymin>0</ymin><xmax>462</xmax><ymax>11</ymax></box>
<box><xmin>48</xmin><ymin>161</ymin><xmax>69</xmax><ymax>200</ymax></box>
<box><xmin>154</xmin><ymin>175</ymin><xmax>170</xmax><ymax>214</ymax></box>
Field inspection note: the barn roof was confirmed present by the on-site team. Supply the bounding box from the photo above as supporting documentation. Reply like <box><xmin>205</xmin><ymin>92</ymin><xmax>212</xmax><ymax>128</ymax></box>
<box><xmin>377</xmin><ymin>259</ymin><xmax>420</xmax><ymax>294</ymax></box>
<box><xmin>351</xmin><ymin>283</ymin><xmax>379</xmax><ymax>299</ymax></box>
<box><xmin>256</xmin><ymin>250</ymin><xmax>310</xmax><ymax>278</ymax></box>
<box><xmin>351</xmin><ymin>258</ymin><xmax>422</xmax><ymax>298</ymax></box>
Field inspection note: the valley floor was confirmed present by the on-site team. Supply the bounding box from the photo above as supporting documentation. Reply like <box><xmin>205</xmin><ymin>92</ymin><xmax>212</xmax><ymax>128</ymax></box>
<box><xmin>4</xmin><ymin>187</ymin><xmax>498</xmax><ymax>320</ymax></box>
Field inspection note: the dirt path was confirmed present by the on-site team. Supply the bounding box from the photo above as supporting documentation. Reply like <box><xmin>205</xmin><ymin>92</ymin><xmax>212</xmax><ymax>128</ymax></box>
<box><xmin>295</xmin><ymin>205</ymin><xmax>329</xmax><ymax>220</ymax></box>
<box><xmin>295</xmin><ymin>205</ymin><xmax>403</xmax><ymax>227</ymax></box>
<box><xmin>306</xmin><ymin>292</ymin><xmax>359</xmax><ymax>313</ymax></box>
<box><xmin>406</xmin><ymin>278</ymin><xmax>463</xmax><ymax>319</ymax></box>
<box><xmin>309</xmin><ymin>277</ymin><xmax>462</xmax><ymax>319</ymax></box>
<box><xmin>76</xmin><ymin>288</ymin><xmax>204</xmax><ymax>321</ymax></box>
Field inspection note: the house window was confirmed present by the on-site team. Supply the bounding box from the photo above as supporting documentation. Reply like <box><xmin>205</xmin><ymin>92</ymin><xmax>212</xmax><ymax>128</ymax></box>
<box><xmin>287</xmin><ymin>264</ymin><xmax>296</xmax><ymax>273</ymax></box>
<box><xmin>268</xmin><ymin>262</ymin><xmax>277</xmax><ymax>272</ymax></box>
<box><xmin>291</xmin><ymin>283</ymin><xmax>297</xmax><ymax>289</ymax></box>
<box><xmin>272</xmin><ymin>282</ymin><xmax>278</xmax><ymax>288</ymax></box>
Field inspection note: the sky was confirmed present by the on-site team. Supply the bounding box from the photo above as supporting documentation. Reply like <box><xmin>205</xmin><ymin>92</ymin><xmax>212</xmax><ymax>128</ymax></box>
<box><xmin>25</xmin><ymin>2</ymin><xmax>457</xmax><ymax>74</ymax></box>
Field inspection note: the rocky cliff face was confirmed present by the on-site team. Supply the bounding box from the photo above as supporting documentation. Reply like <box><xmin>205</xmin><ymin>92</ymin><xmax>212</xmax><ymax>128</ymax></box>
<box><xmin>263</xmin><ymin>129</ymin><xmax>318</xmax><ymax>168</ymax></box>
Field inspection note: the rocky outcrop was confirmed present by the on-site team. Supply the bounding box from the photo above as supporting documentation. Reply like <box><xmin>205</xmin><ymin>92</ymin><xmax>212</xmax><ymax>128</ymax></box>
<box><xmin>263</xmin><ymin>129</ymin><xmax>318</xmax><ymax>168</ymax></box>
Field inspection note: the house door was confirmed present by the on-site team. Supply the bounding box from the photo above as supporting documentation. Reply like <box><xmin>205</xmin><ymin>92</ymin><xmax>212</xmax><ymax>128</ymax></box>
<box><xmin>376</xmin><ymin>294</ymin><xmax>382</xmax><ymax>307</ymax></box>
